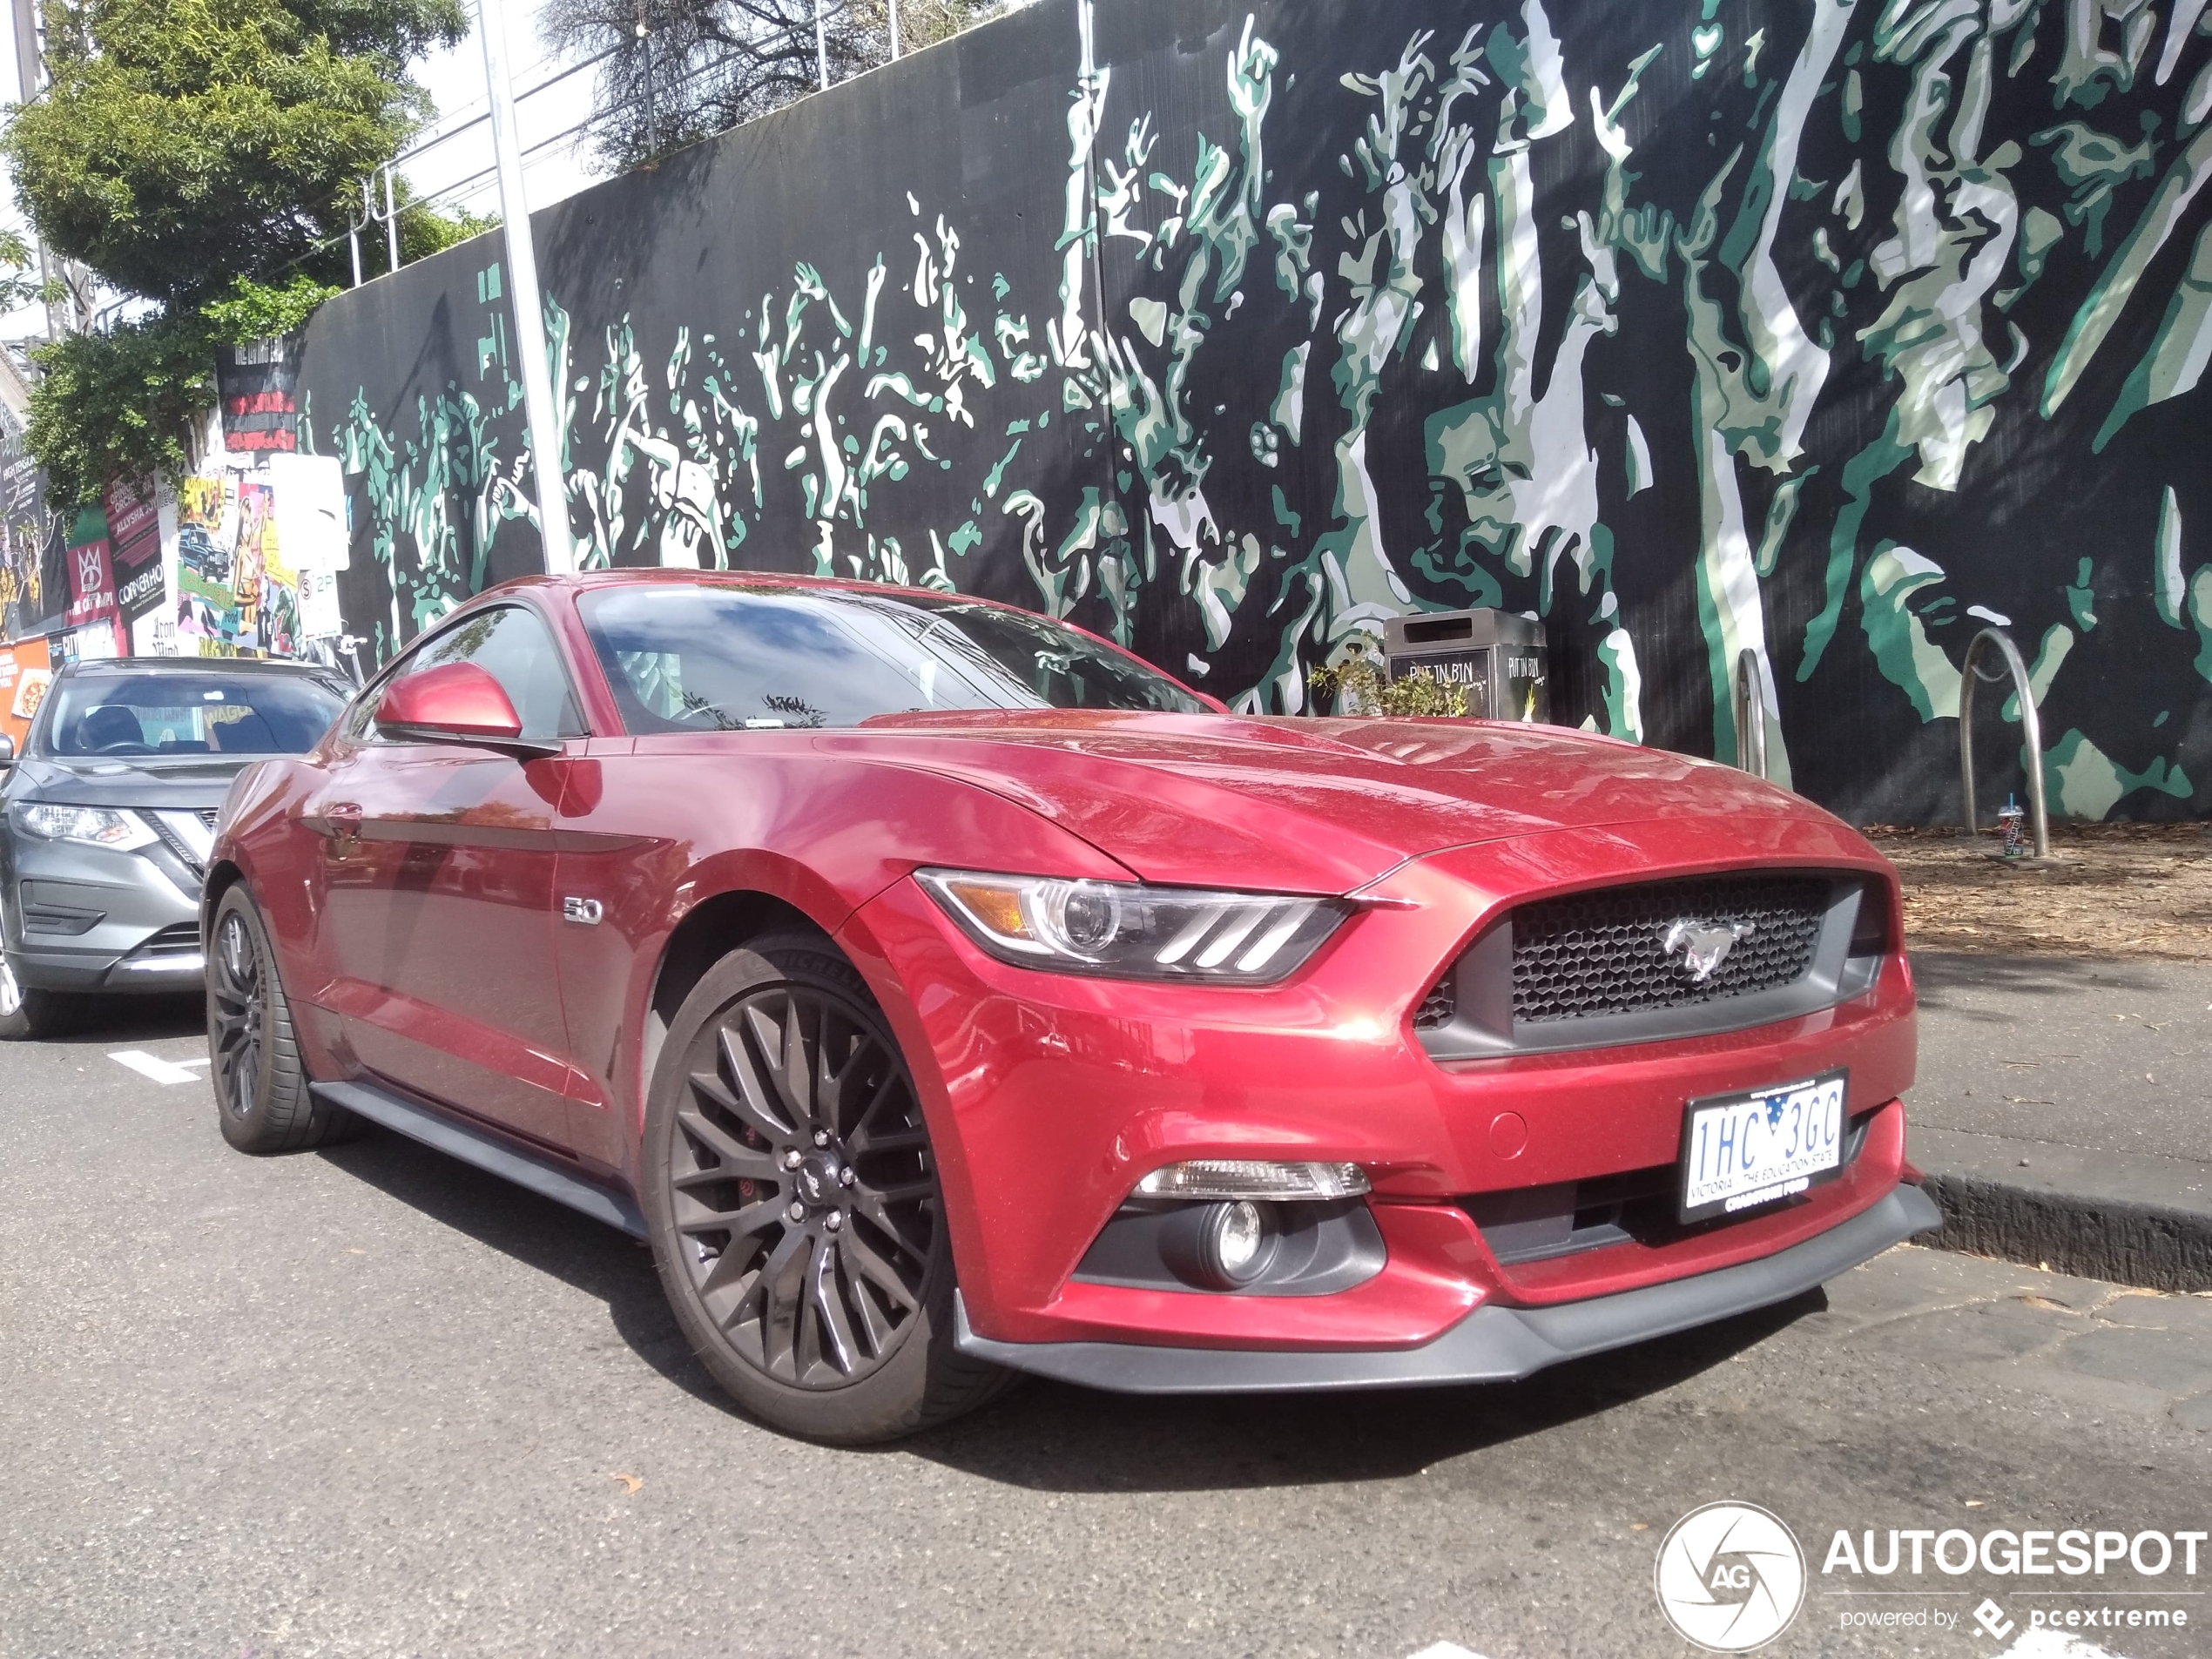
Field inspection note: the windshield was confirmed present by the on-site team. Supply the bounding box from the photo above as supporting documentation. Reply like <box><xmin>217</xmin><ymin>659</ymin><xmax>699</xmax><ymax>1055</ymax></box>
<box><xmin>40</xmin><ymin>671</ymin><xmax>348</xmax><ymax>758</ymax></box>
<box><xmin>580</xmin><ymin>584</ymin><xmax>1208</xmax><ymax>732</ymax></box>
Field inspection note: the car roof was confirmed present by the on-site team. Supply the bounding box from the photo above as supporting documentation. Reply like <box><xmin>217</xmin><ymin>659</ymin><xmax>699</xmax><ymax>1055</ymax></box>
<box><xmin>61</xmin><ymin>657</ymin><xmax>337</xmax><ymax>676</ymax></box>
<box><xmin>481</xmin><ymin>569</ymin><xmax>976</xmax><ymax>603</ymax></box>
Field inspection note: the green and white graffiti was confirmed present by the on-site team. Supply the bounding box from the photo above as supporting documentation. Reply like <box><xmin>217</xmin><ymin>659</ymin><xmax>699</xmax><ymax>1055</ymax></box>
<box><xmin>307</xmin><ymin>0</ymin><xmax>2212</xmax><ymax>821</ymax></box>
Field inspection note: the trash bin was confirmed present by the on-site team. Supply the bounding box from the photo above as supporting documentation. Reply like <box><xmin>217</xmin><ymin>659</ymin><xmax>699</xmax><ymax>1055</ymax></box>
<box><xmin>1381</xmin><ymin>610</ymin><xmax>1549</xmax><ymax>723</ymax></box>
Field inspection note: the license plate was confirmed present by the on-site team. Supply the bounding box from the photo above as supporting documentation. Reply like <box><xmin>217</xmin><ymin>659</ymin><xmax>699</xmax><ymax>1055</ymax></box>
<box><xmin>1678</xmin><ymin>1069</ymin><xmax>1848</xmax><ymax>1223</ymax></box>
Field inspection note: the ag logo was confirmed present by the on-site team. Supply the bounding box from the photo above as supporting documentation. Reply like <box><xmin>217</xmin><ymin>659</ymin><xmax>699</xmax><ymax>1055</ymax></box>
<box><xmin>1654</xmin><ymin>1501</ymin><xmax>1806</xmax><ymax>1652</ymax></box>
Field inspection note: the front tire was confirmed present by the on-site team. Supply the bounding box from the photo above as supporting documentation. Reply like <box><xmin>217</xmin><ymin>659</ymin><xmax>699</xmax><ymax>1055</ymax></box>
<box><xmin>207</xmin><ymin>885</ymin><xmax>359</xmax><ymax>1152</ymax></box>
<box><xmin>642</xmin><ymin>931</ymin><xmax>1010</xmax><ymax>1444</ymax></box>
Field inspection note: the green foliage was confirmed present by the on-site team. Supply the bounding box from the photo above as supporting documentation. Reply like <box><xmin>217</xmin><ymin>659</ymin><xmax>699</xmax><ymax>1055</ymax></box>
<box><xmin>3</xmin><ymin>0</ymin><xmax>463</xmax><ymax>504</ymax></box>
<box><xmin>0</xmin><ymin>229</ymin><xmax>58</xmax><ymax>314</ymax></box>
<box><xmin>1374</xmin><ymin>670</ymin><xmax>1472</xmax><ymax>719</ymax></box>
<box><xmin>402</xmin><ymin>200</ymin><xmax>497</xmax><ymax>261</ymax></box>
<box><xmin>24</xmin><ymin>313</ymin><xmax>218</xmax><ymax>507</ymax></box>
<box><xmin>3</xmin><ymin>0</ymin><xmax>465</xmax><ymax>303</ymax></box>
<box><xmin>1307</xmin><ymin>642</ymin><xmax>1471</xmax><ymax>718</ymax></box>
<box><xmin>201</xmin><ymin>273</ymin><xmax>341</xmax><ymax>343</ymax></box>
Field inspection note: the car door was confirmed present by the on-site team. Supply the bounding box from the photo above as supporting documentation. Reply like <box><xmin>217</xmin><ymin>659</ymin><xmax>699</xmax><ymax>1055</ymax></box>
<box><xmin>297</xmin><ymin>604</ymin><xmax>586</xmax><ymax>1149</ymax></box>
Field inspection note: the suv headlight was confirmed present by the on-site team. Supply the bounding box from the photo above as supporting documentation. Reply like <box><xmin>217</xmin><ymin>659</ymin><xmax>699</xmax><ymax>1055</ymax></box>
<box><xmin>14</xmin><ymin>803</ymin><xmax>158</xmax><ymax>850</ymax></box>
<box><xmin>917</xmin><ymin>868</ymin><xmax>1346</xmax><ymax>983</ymax></box>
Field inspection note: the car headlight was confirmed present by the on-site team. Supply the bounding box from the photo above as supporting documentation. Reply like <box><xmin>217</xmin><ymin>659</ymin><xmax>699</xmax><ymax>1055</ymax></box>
<box><xmin>14</xmin><ymin>803</ymin><xmax>158</xmax><ymax>850</ymax></box>
<box><xmin>917</xmin><ymin>868</ymin><xmax>1347</xmax><ymax>983</ymax></box>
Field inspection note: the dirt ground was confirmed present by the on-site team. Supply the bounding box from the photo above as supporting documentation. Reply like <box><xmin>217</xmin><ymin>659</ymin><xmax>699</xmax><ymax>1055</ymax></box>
<box><xmin>1865</xmin><ymin>823</ymin><xmax>2212</xmax><ymax>963</ymax></box>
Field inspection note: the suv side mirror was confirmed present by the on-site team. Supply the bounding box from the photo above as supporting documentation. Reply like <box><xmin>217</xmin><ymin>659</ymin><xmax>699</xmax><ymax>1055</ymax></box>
<box><xmin>373</xmin><ymin>663</ymin><xmax>558</xmax><ymax>759</ymax></box>
<box><xmin>0</xmin><ymin>732</ymin><xmax>14</xmax><ymax>767</ymax></box>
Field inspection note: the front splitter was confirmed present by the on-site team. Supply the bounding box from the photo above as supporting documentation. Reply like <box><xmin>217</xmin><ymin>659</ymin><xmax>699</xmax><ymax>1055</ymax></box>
<box><xmin>954</xmin><ymin>1183</ymin><xmax>1942</xmax><ymax>1394</ymax></box>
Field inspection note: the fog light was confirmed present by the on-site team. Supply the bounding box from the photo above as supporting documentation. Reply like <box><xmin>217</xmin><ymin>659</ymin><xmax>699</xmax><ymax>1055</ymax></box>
<box><xmin>1163</xmin><ymin>1199</ymin><xmax>1277</xmax><ymax>1291</ymax></box>
<box><xmin>1134</xmin><ymin>1159</ymin><xmax>1369</xmax><ymax>1202</ymax></box>
<box><xmin>1215</xmin><ymin>1200</ymin><xmax>1264</xmax><ymax>1276</ymax></box>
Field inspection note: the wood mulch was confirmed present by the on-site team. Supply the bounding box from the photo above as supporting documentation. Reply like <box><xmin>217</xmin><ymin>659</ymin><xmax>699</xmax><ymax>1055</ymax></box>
<box><xmin>1863</xmin><ymin>823</ymin><xmax>2212</xmax><ymax>963</ymax></box>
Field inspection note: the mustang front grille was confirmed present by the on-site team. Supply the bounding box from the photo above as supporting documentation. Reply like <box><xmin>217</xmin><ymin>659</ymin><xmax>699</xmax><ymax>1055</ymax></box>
<box><xmin>1411</xmin><ymin>869</ymin><xmax>1882</xmax><ymax>1061</ymax></box>
<box><xmin>1510</xmin><ymin>874</ymin><xmax>1831</xmax><ymax>1024</ymax></box>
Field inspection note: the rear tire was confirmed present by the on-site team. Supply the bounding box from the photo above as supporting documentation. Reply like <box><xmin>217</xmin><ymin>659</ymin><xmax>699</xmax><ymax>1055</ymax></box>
<box><xmin>641</xmin><ymin>931</ymin><xmax>1013</xmax><ymax>1444</ymax></box>
<box><xmin>207</xmin><ymin>885</ymin><xmax>360</xmax><ymax>1152</ymax></box>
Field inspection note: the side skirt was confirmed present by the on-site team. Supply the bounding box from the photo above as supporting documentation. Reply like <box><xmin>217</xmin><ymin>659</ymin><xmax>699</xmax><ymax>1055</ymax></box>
<box><xmin>312</xmin><ymin>1079</ymin><xmax>647</xmax><ymax>1239</ymax></box>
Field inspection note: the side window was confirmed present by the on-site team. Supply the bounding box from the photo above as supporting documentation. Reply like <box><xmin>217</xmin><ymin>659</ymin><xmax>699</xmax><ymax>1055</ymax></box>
<box><xmin>361</xmin><ymin>606</ymin><xmax>585</xmax><ymax>745</ymax></box>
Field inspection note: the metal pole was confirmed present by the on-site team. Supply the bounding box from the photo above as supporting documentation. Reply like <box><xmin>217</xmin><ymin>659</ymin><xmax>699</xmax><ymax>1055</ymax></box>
<box><xmin>887</xmin><ymin>0</ymin><xmax>899</xmax><ymax>59</ymax></box>
<box><xmin>813</xmin><ymin>0</ymin><xmax>829</xmax><ymax>90</ymax></box>
<box><xmin>384</xmin><ymin>165</ymin><xmax>401</xmax><ymax>273</ymax></box>
<box><xmin>10</xmin><ymin>0</ymin><xmax>65</xmax><ymax>341</ymax></box>
<box><xmin>1959</xmin><ymin>627</ymin><xmax>2051</xmax><ymax>859</ymax></box>
<box><xmin>477</xmin><ymin>0</ymin><xmax>575</xmax><ymax>574</ymax></box>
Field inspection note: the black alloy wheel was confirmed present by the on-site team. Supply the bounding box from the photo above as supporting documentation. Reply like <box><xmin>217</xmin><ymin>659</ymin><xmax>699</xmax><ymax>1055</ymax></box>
<box><xmin>206</xmin><ymin>885</ymin><xmax>357</xmax><ymax>1153</ymax></box>
<box><xmin>209</xmin><ymin>905</ymin><xmax>266</xmax><ymax>1119</ymax></box>
<box><xmin>644</xmin><ymin>933</ymin><xmax>1010</xmax><ymax>1441</ymax></box>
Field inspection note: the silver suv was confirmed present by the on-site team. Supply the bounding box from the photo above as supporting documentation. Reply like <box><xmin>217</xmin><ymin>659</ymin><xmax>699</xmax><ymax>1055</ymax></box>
<box><xmin>0</xmin><ymin>658</ymin><xmax>349</xmax><ymax>1039</ymax></box>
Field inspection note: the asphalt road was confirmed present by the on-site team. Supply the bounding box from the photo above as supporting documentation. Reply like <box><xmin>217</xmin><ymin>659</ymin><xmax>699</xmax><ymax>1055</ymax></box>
<box><xmin>2</xmin><ymin>996</ymin><xmax>2206</xmax><ymax>1659</ymax></box>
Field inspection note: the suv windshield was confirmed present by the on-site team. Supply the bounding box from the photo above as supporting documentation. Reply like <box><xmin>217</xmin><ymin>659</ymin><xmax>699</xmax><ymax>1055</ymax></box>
<box><xmin>41</xmin><ymin>672</ymin><xmax>348</xmax><ymax>758</ymax></box>
<box><xmin>580</xmin><ymin>583</ymin><xmax>1207</xmax><ymax>732</ymax></box>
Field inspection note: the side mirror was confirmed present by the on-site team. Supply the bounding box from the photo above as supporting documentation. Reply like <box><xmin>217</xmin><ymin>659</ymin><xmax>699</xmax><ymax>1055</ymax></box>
<box><xmin>374</xmin><ymin>663</ymin><xmax>557</xmax><ymax>759</ymax></box>
<box><xmin>0</xmin><ymin>732</ymin><xmax>13</xmax><ymax>767</ymax></box>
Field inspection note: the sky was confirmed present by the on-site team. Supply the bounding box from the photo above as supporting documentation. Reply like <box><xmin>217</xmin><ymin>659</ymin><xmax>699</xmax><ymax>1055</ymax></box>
<box><xmin>0</xmin><ymin>0</ymin><xmax>607</xmax><ymax>344</ymax></box>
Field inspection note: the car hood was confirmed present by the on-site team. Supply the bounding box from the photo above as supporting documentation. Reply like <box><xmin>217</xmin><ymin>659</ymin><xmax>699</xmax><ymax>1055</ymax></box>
<box><xmin>818</xmin><ymin>710</ymin><xmax>1844</xmax><ymax>893</ymax></box>
<box><xmin>5</xmin><ymin>754</ymin><xmax>259</xmax><ymax>811</ymax></box>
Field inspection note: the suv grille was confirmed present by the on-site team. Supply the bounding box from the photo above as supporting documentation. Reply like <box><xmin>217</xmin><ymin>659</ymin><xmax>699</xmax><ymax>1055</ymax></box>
<box><xmin>1511</xmin><ymin>874</ymin><xmax>1830</xmax><ymax>1024</ymax></box>
<box><xmin>137</xmin><ymin>922</ymin><xmax>204</xmax><ymax>958</ymax></box>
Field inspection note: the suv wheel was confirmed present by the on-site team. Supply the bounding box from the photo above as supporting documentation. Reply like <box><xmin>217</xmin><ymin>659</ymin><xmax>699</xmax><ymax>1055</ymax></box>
<box><xmin>642</xmin><ymin>932</ymin><xmax>1012</xmax><ymax>1444</ymax></box>
<box><xmin>207</xmin><ymin>885</ymin><xmax>359</xmax><ymax>1151</ymax></box>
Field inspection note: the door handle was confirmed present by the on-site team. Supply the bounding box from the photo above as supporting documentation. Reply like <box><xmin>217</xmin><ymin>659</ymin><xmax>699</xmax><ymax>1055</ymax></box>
<box><xmin>314</xmin><ymin>801</ymin><xmax>363</xmax><ymax>839</ymax></box>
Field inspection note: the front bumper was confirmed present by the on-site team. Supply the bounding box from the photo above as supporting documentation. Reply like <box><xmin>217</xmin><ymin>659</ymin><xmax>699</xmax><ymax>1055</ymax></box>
<box><xmin>3</xmin><ymin>834</ymin><xmax>205</xmax><ymax>992</ymax></box>
<box><xmin>954</xmin><ymin>1184</ymin><xmax>1940</xmax><ymax>1392</ymax></box>
<box><xmin>839</xmin><ymin>813</ymin><xmax>1920</xmax><ymax>1356</ymax></box>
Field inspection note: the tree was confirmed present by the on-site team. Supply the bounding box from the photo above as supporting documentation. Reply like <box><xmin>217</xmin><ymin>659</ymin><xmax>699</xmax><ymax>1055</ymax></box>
<box><xmin>2</xmin><ymin>0</ymin><xmax>473</xmax><ymax>502</ymax></box>
<box><xmin>539</xmin><ymin>0</ymin><xmax>1007</xmax><ymax>172</ymax></box>
<box><xmin>5</xmin><ymin>0</ymin><xmax>468</xmax><ymax>303</ymax></box>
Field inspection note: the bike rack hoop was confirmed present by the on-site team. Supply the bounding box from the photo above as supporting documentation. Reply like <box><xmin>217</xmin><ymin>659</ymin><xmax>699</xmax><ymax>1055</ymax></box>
<box><xmin>1732</xmin><ymin>648</ymin><xmax>1769</xmax><ymax>780</ymax></box>
<box><xmin>1959</xmin><ymin>627</ymin><xmax>2051</xmax><ymax>860</ymax></box>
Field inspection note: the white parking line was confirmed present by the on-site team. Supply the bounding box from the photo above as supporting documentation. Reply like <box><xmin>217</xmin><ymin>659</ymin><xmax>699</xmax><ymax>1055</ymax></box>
<box><xmin>108</xmin><ymin>1050</ymin><xmax>210</xmax><ymax>1086</ymax></box>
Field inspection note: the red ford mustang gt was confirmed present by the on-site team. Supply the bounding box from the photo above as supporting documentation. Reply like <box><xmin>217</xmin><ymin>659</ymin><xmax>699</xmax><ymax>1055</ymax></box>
<box><xmin>202</xmin><ymin>571</ymin><xmax>1936</xmax><ymax>1442</ymax></box>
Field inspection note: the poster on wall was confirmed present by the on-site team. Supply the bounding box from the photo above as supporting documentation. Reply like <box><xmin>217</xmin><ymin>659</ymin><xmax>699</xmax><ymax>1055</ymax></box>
<box><xmin>0</xmin><ymin>636</ymin><xmax>52</xmax><ymax>750</ymax></box>
<box><xmin>216</xmin><ymin>335</ymin><xmax>301</xmax><ymax>454</ymax></box>
<box><xmin>63</xmin><ymin>506</ymin><xmax>123</xmax><ymax>637</ymax></box>
<box><xmin>175</xmin><ymin>475</ymin><xmax>242</xmax><ymax>648</ymax></box>
<box><xmin>263</xmin><ymin>452</ymin><xmax>347</xmax><ymax>572</ymax></box>
<box><xmin>57</xmin><ymin>620</ymin><xmax>122</xmax><ymax>663</ymax></box>
<box><xmin>237</xmin><ymin>479</ymin><xmax>300</xmax><ymax>657</ymax></box>
<box><xmin>105</xmin><ymin>474</ymin><xmax>166</xmax><ymax>627</ymax></box>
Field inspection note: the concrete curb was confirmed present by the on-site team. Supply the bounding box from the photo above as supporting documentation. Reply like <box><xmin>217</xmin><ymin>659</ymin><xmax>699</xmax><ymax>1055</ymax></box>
<box><xmin>1919</xmin><ymin>1172</ymin><xmax>2212</xmax><ymax>1294</ymax></box>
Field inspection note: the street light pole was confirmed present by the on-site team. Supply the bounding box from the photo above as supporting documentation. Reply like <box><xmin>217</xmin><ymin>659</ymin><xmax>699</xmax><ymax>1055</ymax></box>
<box><xmin>887</xmin><ymin>0</ymin><xmax>900</xmax><ymax>60</ymax></box>
<box><xmin>813</xmin><ymin>0</ymin><xmax>828</xmax><ymax>91</ymax></box>
<box><xmin>476</xmin><ymin>0</ymin><xmax>575</xmax><ymax>575</ymax></box>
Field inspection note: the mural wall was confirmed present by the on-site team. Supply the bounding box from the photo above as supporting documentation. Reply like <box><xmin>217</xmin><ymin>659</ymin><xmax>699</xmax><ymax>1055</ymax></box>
<box><xmin>295</xmin><ymin>0</ymin><xmax>2212</xmax><ymax>823</ymax></box>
